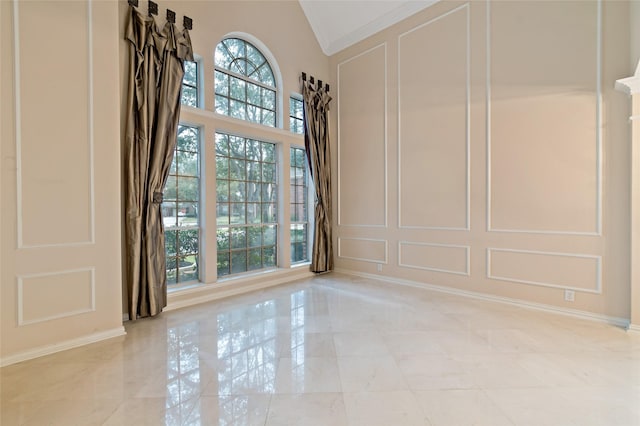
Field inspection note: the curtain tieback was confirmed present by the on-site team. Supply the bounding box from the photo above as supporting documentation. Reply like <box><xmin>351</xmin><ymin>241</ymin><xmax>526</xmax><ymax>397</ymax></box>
<box><xmin>152</xmin><ymin>191</ymin><xmax>164</xmax><ymax>203</ymax></box>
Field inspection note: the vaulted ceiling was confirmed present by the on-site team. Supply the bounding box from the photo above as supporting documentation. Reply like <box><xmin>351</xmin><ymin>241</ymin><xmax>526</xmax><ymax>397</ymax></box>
<box><xmin>299</xmin><ymin>0</ymin><xmax>439</xmax><ymax>56</ymax></box>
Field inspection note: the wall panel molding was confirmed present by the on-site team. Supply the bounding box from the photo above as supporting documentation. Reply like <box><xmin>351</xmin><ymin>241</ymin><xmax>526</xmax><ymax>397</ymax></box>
<box><xmin>337</xmin><ymin>43</ymin><xmax>388</xmax><ymax>228</ymax></box>
<box><xmin>338</xmin><ymin>237</ymin><xmax>388</xmax><ymax>264</ymax></box>
<box><xmin>398</xmin><ymin>241</ymin><xmax>470</xmax><ymax>276</ymax></box>
<box><xmin>487</xmin><ymin>248</ymin><xmax>602</xmax><ymax>294</ymax></box>
<box><xmin>13</xmin><ymin>0</ymin><xmax>95</xmax><ymax>248</ymax></box>
<box><xmin>485</xmin><ymin>0</ymin><xmax>602</xmax><ymax>236</ymax></box>
<box><xmin>398</xmin><ymin>3</ymin><xmax>470</xmax><ymax>230</ymax></box>
<box><xmin>17</xmin><ymin>268</ymin><xmax>96</xmax><ymax>326</ymax></box>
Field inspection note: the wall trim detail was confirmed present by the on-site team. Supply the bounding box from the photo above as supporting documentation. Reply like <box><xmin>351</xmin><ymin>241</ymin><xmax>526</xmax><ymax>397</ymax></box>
<box><xmin>337</xmin><ymin>42</ymin><xmax>388</xmax><ymax>228</ymax></box>
<box><xmin>397</xmin><ymin>3</ymin><xmax>471</xmax><ymax>231</ymax></box>
<box><xmin>335</xmin><ymin>268</ymin><xmax>629</xmax><ymax>328</ymax></box>
<box><xmin>0</xmin><ymin>326</ymin><xmax>126</xmax><ymax>368</ymax></box>
<box><xmin>627</xmin><ymin>324</ymin><xmax>640</xmax><ymax>333</ymax></box>
<box><xmin>337</xmin><ymin>237</ymin><xmax>388</xmax><ymax>264</ymax></box>
<box><xmin>485</xmin><ymin>0</ymin><xmax>603</xmax><ymax>236</ymax></box>
<box><xmin>13</xmin><ymin>0</ymin><xmax>96</xmax><ymax>248</ymax></box>
<box><xmin>398</xmin><ymin>241</ymin><xmax>470</xmax><ymax>276</ymax></box>
<box><xmin>17</xmin><ymin>268</ymin><xmax>96</xmax><ymax>326</ymax></box>
<box><xmin>487</xmin><ymin>248</ymin><xmax>602</xmax><ymax>294</ymax></box>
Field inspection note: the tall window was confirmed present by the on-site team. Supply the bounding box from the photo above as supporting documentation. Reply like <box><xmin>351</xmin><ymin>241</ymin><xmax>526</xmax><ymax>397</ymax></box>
<box><xmin>290</xmin><ymin>147</ymin><xmax>309</xmax><ymax>263</ymax></box>
<box><xmin>214</xmin><ymin>38</ymin><xmax>276</xmax><ymax>127</ymax></box>
<box><xmin>216</xmin><ymin>132</ymin><xmax>278</xmax><ymax>277</ymax></box>
<box><xmin>289</xmin><ymin>97</ymin><xmax>304</xmax><ymax>134</ymax></box>
<box><xmin>181</xmin><ymin>60</ymin><xmax>198</xmax><ymax>107</ymax></box>
<box><xmin>163</xmin><ymin>125</ymin><xmax>200</xmax><ymax>284</ymax></box>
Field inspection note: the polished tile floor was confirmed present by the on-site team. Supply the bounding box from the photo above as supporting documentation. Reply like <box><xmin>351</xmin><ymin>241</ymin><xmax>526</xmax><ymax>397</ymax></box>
<box><xmin>2</xmin><ymin>273</ymin><xmax>640</xmax><ymax>425</ymax></box>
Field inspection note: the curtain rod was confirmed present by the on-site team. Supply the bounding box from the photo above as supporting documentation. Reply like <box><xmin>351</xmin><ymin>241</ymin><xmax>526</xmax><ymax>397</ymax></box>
<box><xmin>302</xmin><ymin>72</ymin><xmax>330</xmax><ymax>92</ymax></box>
<box><xmin>128</xmin><ymin>0</ymin><xmax>193</xmax><ymax>29</ymax></box>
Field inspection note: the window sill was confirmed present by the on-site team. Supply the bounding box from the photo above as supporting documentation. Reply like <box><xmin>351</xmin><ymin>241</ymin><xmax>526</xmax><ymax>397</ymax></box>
<box><xmin>165</xmin><ymin>266</ymin><xmax>314</xmax><ymax>312</ymax></box>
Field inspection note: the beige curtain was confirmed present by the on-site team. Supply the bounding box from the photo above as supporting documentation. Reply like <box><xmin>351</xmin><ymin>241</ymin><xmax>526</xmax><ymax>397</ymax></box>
<box><xmin>124</xmin><ymin>6</ymin><xmax>193</xmax><ymax>319</ymax></box>
<box><xmin>302</xmin><ymin>79</ymin><xmax>333</xmax><ymax>273</ymax></box>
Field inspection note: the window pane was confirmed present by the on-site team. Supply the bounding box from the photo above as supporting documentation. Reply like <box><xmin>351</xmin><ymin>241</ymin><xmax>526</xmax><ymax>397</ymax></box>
<box><xmin>247</xmin><ymin>82</ymin><xmax>261</xmax><ymax>105</ymax></box>
<box><xmin>164</xmin><ymin>176</ymin><xmax>177</xmax><ymax>200</ymax></box>
<box><xmin>215</xmin><ymin>95</ymin><xmax>229</xmax><ymax>115</ymax></box>
<box><xmin>178</xmin><ymin>255</ymin><xmax>198</xmax><ymax>282</ymax></box>
<box><xmin>262</xmin><ymin>110</ymin><xmax>275</xmax><ymax>127</ymax></box>
<box><xmin>246</xmin><ymin>161</ymin><xmax>261</xmax><ymax>181</ymax></box>
<box><xmin>229</xmin><ymin>181</ymin><xmax>245</xmax><ymax>202</ymax></box>
<box><xmin>248</xmin><ymin>248</ymin><xmax>262</xmax><ymax>270</ymax></box>
<box><xmin>230</xmin><ymin>77</ymin><xmax>246</xmax><ymax>101</ymax></box>
<box><xmin>230</xmin><ymin>203</ymin><xmax>246</xmax><ymax>224</ymax></box>
<box><xmin>166</xmin><ymin>257</ymin><xmax>178</xmax><ymax>284</ymax></box>
<box><xmin>181</xmin><ymin>86</ymin><xmax>197</xmax><ymax>107</ymax></box>
<box><xmin>165</xmin><ymin>230</ymin><xmax>177</xmax><ymax>257</ymax></box>
<box><xmin>262</xmin><ymin>203</ymin><xmax>277</xmax><ymax>223</ymax></box>
<box><xmin>263</xmin><ymin>88</ymin><xmax>275</xmax><ymax>109</ymax></box>
<box><xmin>217</xmin><ymin>251</ymin><xmax>230</xmax><ymax>276</ymax></box>
<box><xmin>178</xmin><ymin>126</ymin><xmax>198</xmax><ymax>150</ymax></box>
<box><xmin>216</xmin><ymin>180</ymin><xmax>229</xmax><ymax>202</ymax></box>
<box><xmin>184</xmin><ymin>61</ymin><xmax>197</xmax><ymax>86</ymax></box>
<box><xmin>215</xmin><ymin>133</ymin><xmax>230</xmax><ymax>155</ymax></box>
<box><xmin>216</xmin><ymin>203</ymin><xmax>229</xmax><ymax>225</ymax></box>
<box><xmin>215</xmin><ymin>71</ymin><xmax>228</xmax><ymax>96</ymax></box>
<box><xmin>229</xmin><ymin>158</ymin><xmax>246</xmax><ymax>180</ymax></box>
<box><xmin>229</xmin><ymin>136</ymin><xmax>246</xmax><ymax>158</ymax></box>
<box><xmin>231</xmin><ymin>250</ymin><xmax>247</xmax><ymax>274</ymax></box>
<box><xmin>177</xmin><ymin>202</ymin><xmax>198</xmax><ymax>225</ymax></box>
<box><xmin>177</xmin><ymin>177</ymin><xmax>199</xmax><ymax>202</ymax></box>
<box><xmin>247</xmin><ymin>203</ymin><xmax>261</xmax><ymax>223</ymax></box>
<box><xmin>217</xmin><ymin>228</ymin><xmax>230</xmax><ymax>250</ymax></box>
<box><xmin>179</xmin><ymin>229</ymin><xmax>199</xmax><ymax>255</ymax></box>
<box><xmin>262</xmin><ymin>143</ymin><xmax>275</xmax><ymax>162</ymax></box>
<box><xmin>176</xmin><ymin>150</ymin><xmax>198</xmax><ymax>176</ymax></box>
<box><xmin>230</xmin><ymin>100</ymin><xmax>246</xmax><ymax>120</ymax></box>
<box><xmin>231</xmin><ymin>227</ymin><xmax>247</xmax><ymax>249</ymax></box>
<box><xmin>262</xmin><ymin>163</ymin><xmax>276</xmax><ymax>183</ymax></box>
<box><xmin>263</xmin><ymin>246</ymin><xmax>276</xmax><ymax>267</ymax></box>
<box><xmin>248</xmin><ymin>226</ymin><xmax>262</xmax><ymax>248</ymax></box>
<box><xmin>264</xmin><ymin>225</ymin><xmax>276</xmax><ymax>245</ymax></box>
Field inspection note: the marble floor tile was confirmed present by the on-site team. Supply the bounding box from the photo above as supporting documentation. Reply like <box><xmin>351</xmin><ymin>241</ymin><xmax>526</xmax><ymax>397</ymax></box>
<box><xmin>1</xmin><ymin>273</ymin><xmax>639</xmax><ymax>425</ymax></box>
<box><xmin>343</xmin><ymin>390</ymin><xmax>429</xmax><ymax>426</ymax></box>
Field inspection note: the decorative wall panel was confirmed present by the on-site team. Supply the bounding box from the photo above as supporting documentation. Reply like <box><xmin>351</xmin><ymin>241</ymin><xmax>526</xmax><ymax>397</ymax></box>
<box><xmin>338</xmin><ymin>44</ymin><xmax>387</xmax><ymax>227</ymax></box>
<box><xmin>398</xmin><ymin>5</ymin><xmax>469</xmax><ymax>230</ymax></box>
<box><xmin>15</xmin><ymin>0</ymin><xmax>94</xmax><ymax>247</ymax></box>
<box><xmin>488</xmin><ymin>249</ymin><xmax>601</xmax><ymax>293</ymax></box>
<box><xmin>488</xmin><ymin>1</ymin><xmax>601</xmax><ymax>235</ymax></box>
<box><xmin>338</xmin><ymin>238</ymin><xmax>387</xmax><ymax>263</ymax></box>
<box><xmin>399</xmin><ymin>241</ymin><xmax>469</xmax><ymax>276</ymax></box>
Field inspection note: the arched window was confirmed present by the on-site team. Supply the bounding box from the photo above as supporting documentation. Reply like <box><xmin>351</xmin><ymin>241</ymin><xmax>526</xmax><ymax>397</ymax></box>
<box><xmin>214</xmin><ymin>37</ymin><xmax>277</xmax><ymax>127</ymax></box>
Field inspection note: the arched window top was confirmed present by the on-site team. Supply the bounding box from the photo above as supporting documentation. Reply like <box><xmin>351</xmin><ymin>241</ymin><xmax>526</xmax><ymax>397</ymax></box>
<box><xmin>215</xmin><ymin>37</ymin><xmax>277</xmax><ymax>127</ymax></box>
<box><xmin>215</xmin><ymin>38</ymin><xmax>275</xmax><ymax>87</ymax></box>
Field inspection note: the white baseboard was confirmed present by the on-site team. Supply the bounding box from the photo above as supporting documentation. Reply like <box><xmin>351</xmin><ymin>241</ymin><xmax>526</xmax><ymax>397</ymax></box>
<box><xmin>335</xmin><ymin>268</ymin><xmax>630</xmax><ymax>328</ymax></box>
<box><xmin>0</xmin><ymin>326</ymin><xmax>127</xmax><ymax>368</ymax></box>
<box><xmin>627</xmin><ymin>323</ymin><xmax>640</xmax><ymax>333</ymax></box>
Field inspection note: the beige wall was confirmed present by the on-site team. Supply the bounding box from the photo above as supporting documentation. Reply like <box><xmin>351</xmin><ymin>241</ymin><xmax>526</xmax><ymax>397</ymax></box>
<box><xmin>331</xmin><ymin>0</ymin><xmax>632</xmax><ymax>321</ymax></box>
<box><xmin>1</xmin><ymin>0</ymin><xmax>124</xmax><ymax>365</ymax></box>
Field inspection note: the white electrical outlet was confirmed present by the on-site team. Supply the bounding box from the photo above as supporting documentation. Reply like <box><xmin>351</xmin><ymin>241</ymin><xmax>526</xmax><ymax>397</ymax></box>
<box><xmin>377</xmin><ymin>263</ymin><xmax>382</xmax><ymax>272</ymax></box>
<box><xmin>564</xmin><ymin>289</ymin><xmax>575</xmax><ymax>302</ymax></box>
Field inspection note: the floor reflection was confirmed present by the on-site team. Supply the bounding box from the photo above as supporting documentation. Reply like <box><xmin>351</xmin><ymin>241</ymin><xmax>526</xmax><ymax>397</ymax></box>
<box><xmin>165</xmin><ymin>321</ymin><xmax>201</xmax><ymax>424</ymax></box>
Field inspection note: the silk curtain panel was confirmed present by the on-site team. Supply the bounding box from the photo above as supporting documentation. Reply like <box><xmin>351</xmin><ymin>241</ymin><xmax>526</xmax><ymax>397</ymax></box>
<box><xmin>302</xmin><ymin>80</ymin><xmax>333</xmax><ymax>273</ymax></box>
<box><xmin>124</xmin><ymin>6</ymin><xmax>193</xmax><ymax>319</ymax></box>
